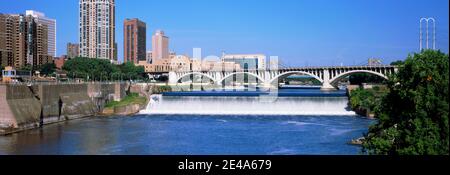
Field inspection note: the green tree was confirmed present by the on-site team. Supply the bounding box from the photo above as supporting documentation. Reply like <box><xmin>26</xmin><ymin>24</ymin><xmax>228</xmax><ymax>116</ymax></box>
<box><xmin>349</xmin><ymin>87</ymin><xmax>388</xmax><ymax>116</ymax></box>
<box><xmin>20</xmin><ymin>64</ymin><xmax>33</xmax><ymax>72</ymax></box>
<box><xmin>390</xmin><ymin>60</ymin><xmax>405</xmax><ymax>66</ymax></box>
<box><xmin>39</xmin><ymin>63</ymin><xmax>56</xmax><ymax>76</ymax></box>
<box><xmin>363</xmin><ymin>50</ymin><xmax>449</xmax><ymax>155</ymax></box>
<box><xmin>348</xmin><ymin>73</ymin><xmax>386</xmax><ymax>85</ymax></box>
<box><xmin>63</xmin><ymin>57</ymin><xmax>120</xmax><ymax>81</ymax></box>
<box><xmin>62</xmin><ymin>57</ymin><xmax>146</xmax><ymax>81</ymax></box>
<box><xmin>118</xmin><ymin>62</ymin><xmax>145</xmax><ymax>80</ymax></box>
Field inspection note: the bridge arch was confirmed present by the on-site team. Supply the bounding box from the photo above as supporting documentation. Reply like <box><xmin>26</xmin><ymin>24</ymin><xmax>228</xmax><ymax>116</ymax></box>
<box><xmin>329</xmin><ymin>70</ymin><xmax>388</xmax><ymax>85</ymax></box>
<box><xmin>218</xmin><ymin>72</ymin><xmax>265</xmax><ymax>85</ymax></box>
<box><xmin>269</xmin><ymin>71</ymin><xmax>324</xmax><ymax>85</ymax></box>
<box><xmin>176</xmin><ymin>72</ymin><xmax>217</xmax><ymax>84</ymax></box>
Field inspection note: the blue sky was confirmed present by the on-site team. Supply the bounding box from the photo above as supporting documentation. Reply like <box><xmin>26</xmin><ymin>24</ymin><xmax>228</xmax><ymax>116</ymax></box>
<box><xmin>1</xmin><ymin>0</ymin><xmax>448</xmax><ymax>66</ymax></box>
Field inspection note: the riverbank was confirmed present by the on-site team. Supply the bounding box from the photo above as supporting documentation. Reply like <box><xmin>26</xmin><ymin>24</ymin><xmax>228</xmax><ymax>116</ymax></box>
<box><xmin>0</xmin><ymin>83</ymin><xmax>128</xmax><ymax>135</ymax></box>
<box><xmin>101</xmin><ymin>93</ymin><xmax>147</xmax><ymax>116</ymax></box>
<box><xmin>347</xmin><ymin>85</ymin><xmax>388</xmax><ymax>118</ymax></box>
<box><xmin>100</xmin><ymin>84</ymin><xmax>175</xmax><ymax>116</ymax></box>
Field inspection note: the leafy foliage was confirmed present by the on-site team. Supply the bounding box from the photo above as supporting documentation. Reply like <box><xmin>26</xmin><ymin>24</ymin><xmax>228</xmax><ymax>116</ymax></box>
<box><xmin>62</xmin><ymin>57</ymin><xmax>145</xmax><ymax>81</ymax></box>
<box><xmin>348</xmin><ymin>73</ymin><xmax>386</xmax><ymax>85</ymax></box>
<box><xmin>39</xmin><ymin>63</ymin><xmax>56</xmax><ymax>76</ymax></box>
<box><xmin>152</xmin><ymin>85</ymin><xmax>172</xmax><ymax>94</ymax></box>
<box><xmin>104</xmin><ymin>93</ymin><xmax>147</xmax><ymax>108</ymax></box>
<box><xmin>390</xmin><ymin>60</ymin><xmax>405</xmax><ymax>66</ymax></box>
<box><xmin>117</xmin><ymin>62</ymin><xmax>145</xmax><ymax>80</ymax></box>
<box><xmin>19</xmin><ymin>64</ymin><xmax>33</xmax><ymax>71</ymax></box>
<box><xmin>363</xmin><ymin>50</ymin><xmax>449</xmax><ymax>155</ymax></box>
<box><xmin>349</xmin><ymin>87</ymin><xmax>388</xmax><ymax>115</ymax></box>
<box><xmin>15</xmin><ymin>63</ymin><xmax>55</xmax><ymax>76</ymax></box>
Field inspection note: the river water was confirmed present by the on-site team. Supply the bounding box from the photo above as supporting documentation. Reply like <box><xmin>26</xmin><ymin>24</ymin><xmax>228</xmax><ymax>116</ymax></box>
<box><xmin>0</xmin><ymin>88</ymin><xmax>375</xmax><ymax>155</ymax></box>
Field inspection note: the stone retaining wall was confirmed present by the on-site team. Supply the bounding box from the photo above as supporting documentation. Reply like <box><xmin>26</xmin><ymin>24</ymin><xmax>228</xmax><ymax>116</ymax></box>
<box><xmin>0</xmin><ymin>83</ymin><xmax>128</xmax><ymax>135</ymax></box>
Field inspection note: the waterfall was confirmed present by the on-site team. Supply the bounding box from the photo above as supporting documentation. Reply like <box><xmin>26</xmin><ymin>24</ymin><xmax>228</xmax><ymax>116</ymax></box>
<box><xmin>140</xmin><ymin>94</ymin><xmax>356</xmax><ymax>116</ymax></box>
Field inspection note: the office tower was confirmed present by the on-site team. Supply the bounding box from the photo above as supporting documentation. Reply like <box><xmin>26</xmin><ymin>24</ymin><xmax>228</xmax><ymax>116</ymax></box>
<box><xmin>222</xmin><ymin>54</ymin><xmax>266</xmax><ymax>70</ymax></box>
<box><xmin>24</xmin><ymin>15</ymin><xmax>52</xmax><ymax>66</ymax></box>
<box><xmin>79</xmin><ymin>0</ymin><xmax>116</xmax><ymax>60</ymax></box>
<box><xmin>152</xmin><ymin>30</ymin><xmax>169</xmax><ymax>59</ymax></box>
<box><xmin>15</xmin><ymin>15</ymin><xmax>28</xmax><ymax>68</ymax></box>
<box><xmin>124</xmin><ymin>18</ymin><xmax>146</xmax><ymax>64</ymax></box>
<box><xmin>67</xmin><ymin>43</ymin><xmax>79</xmax><ymax>59</ymax></box>
<box><xmin>26</xmin><ymin>10</ymin><xmax>56</xmax><ymax>57</ymax></box>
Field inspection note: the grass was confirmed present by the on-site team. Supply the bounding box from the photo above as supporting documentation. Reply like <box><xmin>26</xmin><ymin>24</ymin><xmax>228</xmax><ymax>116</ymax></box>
<box><xmin>104</xmin><ymin>93</ymin><xmax>147</xmax><ymax>108</ymax></box>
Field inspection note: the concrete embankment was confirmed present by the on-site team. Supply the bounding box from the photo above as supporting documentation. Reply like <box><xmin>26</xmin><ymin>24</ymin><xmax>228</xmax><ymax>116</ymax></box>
<box><xmin>100</xmin><ymin>83</ymin><xmax>156</xmax><ymax>116</ymax></box>
<box><xmin>0</xmin><ymin>83</ymin><xmax>127</xmax><ymax>135</ymax></box>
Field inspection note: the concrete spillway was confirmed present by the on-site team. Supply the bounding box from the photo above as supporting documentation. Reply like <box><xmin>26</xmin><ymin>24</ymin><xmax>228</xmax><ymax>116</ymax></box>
<box><xmin>141</xmin><ymin>94</ymin><xmax>356</xmax><ymax>116</ymax></box>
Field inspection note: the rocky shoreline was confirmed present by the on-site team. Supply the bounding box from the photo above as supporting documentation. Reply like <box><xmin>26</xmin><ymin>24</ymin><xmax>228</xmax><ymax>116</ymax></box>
<box><xmin>349</xmin><ymin>137</ymin><xmax>365</xmax><ymax>146</ymax></box>
<box><xmin>99</xmin><ymin>83</ymin><xmax>164</xmax><ymax>116</ymax></box>
<box><xmin>100</xmin><ymin>103</ymin><xmax>147</xmax><ymax>116</ymax></box>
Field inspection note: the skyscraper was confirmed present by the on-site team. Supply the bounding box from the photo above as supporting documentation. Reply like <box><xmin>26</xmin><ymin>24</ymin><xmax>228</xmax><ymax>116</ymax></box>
<box><xmin>67</xmin><ymin>43</ymin><xmax>79</xmax><ymax>59</ymax></box>
<box><xmin>26</xmin><ymin>10</ymin><xmax>56</xmax><ymax>57</ymax></box>
<box><xmin>124</xmin><ymin>18</ymin><xmax>146</xmax><ymax>64</ymax></box>
<box><xmin>79</xmin><ymin>0</ymin><xmax>116</xmax><ymax>61</ymax></box>
<box><xmin>152</xmin><ymin>30</ymin><xmax>169</xmax><ymax>60</ymax></box>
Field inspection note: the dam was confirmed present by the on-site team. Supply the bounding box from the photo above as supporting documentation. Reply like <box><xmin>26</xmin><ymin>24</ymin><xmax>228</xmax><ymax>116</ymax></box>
<box><xmin>141</xmin><ymin>89</ymin><xmax>356</xmax><ymax>116</ymax></box>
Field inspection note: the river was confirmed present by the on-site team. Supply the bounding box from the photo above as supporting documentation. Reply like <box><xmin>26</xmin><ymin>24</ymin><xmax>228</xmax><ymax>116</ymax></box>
<box><xmin>0</xmin><ymin>88</ymin><xmax>375</xmax><ymax>155</ymax></box>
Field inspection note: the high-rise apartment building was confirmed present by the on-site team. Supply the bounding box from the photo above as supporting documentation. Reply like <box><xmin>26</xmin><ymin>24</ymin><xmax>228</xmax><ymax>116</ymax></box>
<box><xmin>124</xmin><ymin>18</ymin><xmax>146</xmax><ymax>64</ymax></box>
<box><xmin>67</xmin><ymin>43</ymin><xmax>79</xmax><ymax>59</ymax></box>
<box><xmin>79</xmin><ymin>0</ymin><xmax>116</xmax><ymax>61</ymax></box>
<box><xmin>0</xmin><ymin>14</ymin><xmax>14</xmax><ymax>67</ymax></box>
<box><xmin>152</xmin><ymin>30</ymin><xmax>169</xmax><ymax>60</ymax></box>
<box><xmin>0</xmin><ymin>13</ymin><xmax>52</xmax><ymax>68</ymax></box>
<box><xmin>26</xmin><ymin>10</ymin><xmax>56</xmax><ymax>57</ymax></box>
<box><xmin>35</xmin><ymin>18</ymin><xmax>50</xmax><ymax>66</ymax></box>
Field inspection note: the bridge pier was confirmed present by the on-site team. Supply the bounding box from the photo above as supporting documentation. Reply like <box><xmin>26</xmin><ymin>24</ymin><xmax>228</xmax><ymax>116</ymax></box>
<box><xmin>320</xmin><ymin>82</ymin><xmax>338</xmax><ymax>91</ymax></box>
<box><xmin>320</xmin><ymin>69</ymin><xmax>338</xmax><ymax>91</ymax></box>
<box><xmin>261</xmin><ymin>82</ymin><xmax>276</xmax><ymax>90</ymax></box>
<box><xmin>168</xmin><ymin>72</ymin><xmax>178</xmax><ymax>85</ymax></box>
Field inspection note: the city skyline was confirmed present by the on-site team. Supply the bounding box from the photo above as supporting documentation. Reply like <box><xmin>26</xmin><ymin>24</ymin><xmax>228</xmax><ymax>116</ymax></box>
<box><xmin>0</xmin><ymin>0</ymin><xmax>448</xmax><ymax>66</ymax></box>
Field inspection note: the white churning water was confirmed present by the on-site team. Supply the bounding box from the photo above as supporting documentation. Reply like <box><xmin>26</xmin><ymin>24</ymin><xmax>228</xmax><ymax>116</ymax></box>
<box><xmin>140</xmin><ymin>94</ymin><xmax>356</xmax><ymax>116</ymax></box>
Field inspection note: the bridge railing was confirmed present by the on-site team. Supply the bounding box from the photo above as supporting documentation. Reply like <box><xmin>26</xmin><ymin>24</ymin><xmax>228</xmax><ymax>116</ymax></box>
<box><xmin>167</xmin><ymin>65</ymin><xmax>397</xmax><ymax>73</ymax></box>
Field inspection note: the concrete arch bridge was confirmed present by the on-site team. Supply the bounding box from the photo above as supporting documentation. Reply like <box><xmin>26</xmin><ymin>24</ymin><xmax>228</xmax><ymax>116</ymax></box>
<box><xmin>168</xmin><ymin>66</ymin><xmax>397</xmax><ymax>90</ymax></box>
